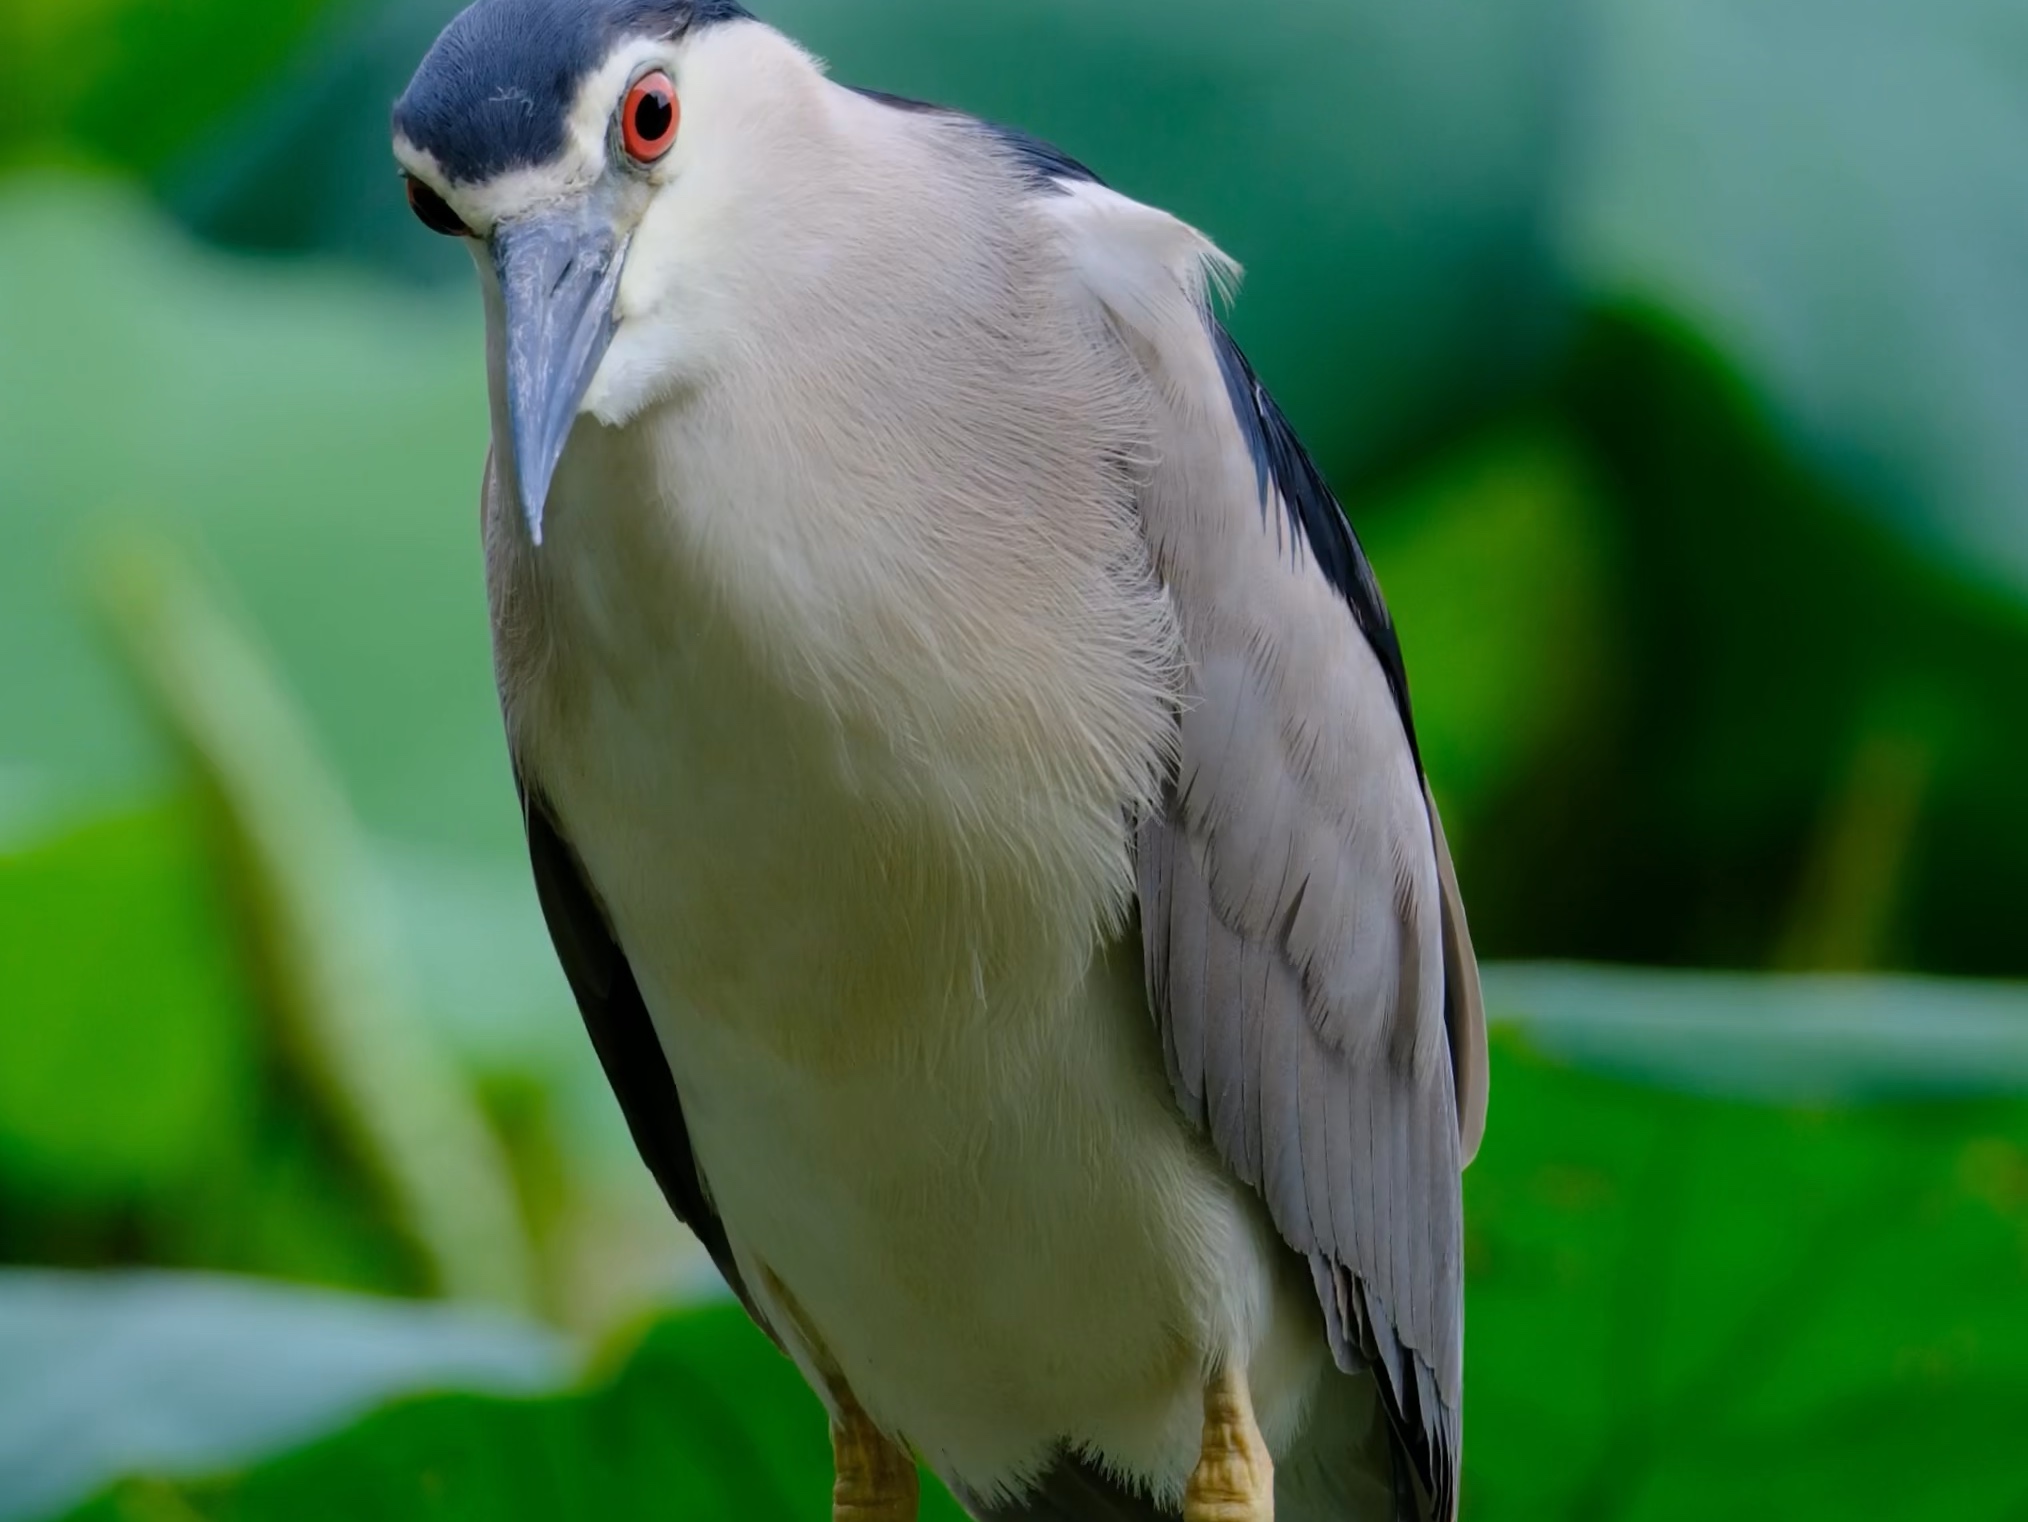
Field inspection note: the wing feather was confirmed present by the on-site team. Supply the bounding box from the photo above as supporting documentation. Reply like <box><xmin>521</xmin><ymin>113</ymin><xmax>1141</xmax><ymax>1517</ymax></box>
<box><xmin>1043</xmin><ymin>180</ymin><xmax>1487</xmax><ymax>1521</ymax></box>
<box><xmin>518</xmin><ymin>783</ymin><xmax>774</xmax><ymax>1342</ymax></box>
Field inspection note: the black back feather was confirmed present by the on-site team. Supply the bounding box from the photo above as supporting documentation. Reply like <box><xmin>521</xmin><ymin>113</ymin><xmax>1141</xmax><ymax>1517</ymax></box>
<box><xmin>396</xmin><ymin>0</ymin><xmax>752</xmax><ymax>183</ymax></box>
<box><xmin>520</xmin><ymin>784</ymin><xmax>769</xmax><ymax>1335</ymax></box>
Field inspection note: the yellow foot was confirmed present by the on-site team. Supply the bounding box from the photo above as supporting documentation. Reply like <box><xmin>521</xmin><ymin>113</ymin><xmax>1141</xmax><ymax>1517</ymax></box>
<box><xmin>832</xmin><ymin>1394</ymin><xmax>919</xmax><ymax>1522</ymax></box>
<box><xmin>1183</xmin><ymin>1366</ymin><xmax>1275</xmax><ymax>1522</ymax></box>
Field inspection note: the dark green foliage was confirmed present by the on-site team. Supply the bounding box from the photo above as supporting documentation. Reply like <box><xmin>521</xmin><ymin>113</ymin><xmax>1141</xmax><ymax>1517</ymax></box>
<box><xmin>1468</xmin><ymin>1034</ymin><xmax>2028</xmax><ymax>1519</ymax></box>
<box><xmin>0</xmin><ymin>807</ymin><xmax>252</xmax><ymax>1204</ymax></box>
<box><xmin>58</xmin><ymin>1307</ymin><xmax>969</xmax><ymax>1522</ymax></box>
<box><xmin>0</xmin><ymin>0</ymin><xmax>340</xmax><ymax>178</ymax></box>
<box><xmin>1459</xmin><ymin>310</ymin><xmax>2028</xmax><ymax>972</ymax></box>
<box><xmin>0</xmin><ymin>806</ymin><xmax>417</xmax><ymax>1296</ymax></box>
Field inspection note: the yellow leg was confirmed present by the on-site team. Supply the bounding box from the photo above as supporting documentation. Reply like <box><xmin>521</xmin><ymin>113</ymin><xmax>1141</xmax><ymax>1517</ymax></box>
<box><xmin>832</xmin><ymin>1395</ymin><xmax>919</xmax><ymax>1522</ymax></box>
<box><xmin>1183</xmin><ymin>1366</ymin><xmax>1275</xmax><ymax>1522</ymax></box>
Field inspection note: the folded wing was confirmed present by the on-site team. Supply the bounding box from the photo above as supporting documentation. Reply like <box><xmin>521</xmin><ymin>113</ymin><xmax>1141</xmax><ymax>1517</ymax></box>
<box><xmin>1040</xmin><ymin>175</ymin><xmax>1487</xmax><ymax>1521</ymax></box>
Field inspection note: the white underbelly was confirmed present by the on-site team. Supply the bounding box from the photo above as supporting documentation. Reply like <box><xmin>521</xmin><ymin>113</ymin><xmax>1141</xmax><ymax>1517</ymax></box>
<box><xmin>645</xmin><ymin>932</ymin><xmax>1324</xmax><ymax>1501</ymax></box>
<box><xmin>536</xmin><ymin>690</ymin><xmax>1327</xmax><ymax>1501</ymax></box>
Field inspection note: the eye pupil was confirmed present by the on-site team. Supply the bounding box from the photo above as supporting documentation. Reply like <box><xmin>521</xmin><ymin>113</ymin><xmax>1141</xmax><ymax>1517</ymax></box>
<box><xmin>634</xmin><ymin>90</ymin><xmax>673</xmax><ymax>143</ymax></box>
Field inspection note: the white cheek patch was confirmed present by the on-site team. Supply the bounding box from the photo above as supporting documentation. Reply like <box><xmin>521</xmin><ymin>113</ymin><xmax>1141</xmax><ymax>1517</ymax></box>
<box><xmin>581</xmin><ymin>23</ymin><xmax>796</xmax><ymax>425</ymax></box>
<box><xmin>585</xmin><ymin>314</ymin><xmax>710</xmax><ymax>429</ymax></box>
<box><xmin>563</xmin><ymin>40</ymin><xmax>672</xmax><ymax>169</ymax></box>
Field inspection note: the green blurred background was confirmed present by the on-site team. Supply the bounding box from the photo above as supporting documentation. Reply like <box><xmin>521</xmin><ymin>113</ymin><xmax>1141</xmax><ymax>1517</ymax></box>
<box><xmin>2</xmin><ymin>0</ymin><xmax>2026</xmax><ymax>1517</ymax></box>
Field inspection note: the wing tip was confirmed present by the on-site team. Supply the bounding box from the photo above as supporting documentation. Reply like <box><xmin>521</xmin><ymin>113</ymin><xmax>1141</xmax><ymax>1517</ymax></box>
<box><xmin>1424</xmin><ymin>786</ymin><xmax>1489</xmax><ymax>1167</ymax></box>
<box><xmin>1312</xmin><ymin>1258</ymin><xmax>1462</xmax><ymax>1522</ymax></box>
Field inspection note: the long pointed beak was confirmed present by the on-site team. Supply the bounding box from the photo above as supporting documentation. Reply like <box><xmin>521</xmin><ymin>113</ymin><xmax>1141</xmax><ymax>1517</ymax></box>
<box><xmin>491</xmin><ymin>209</ymin><xmax>628</xmax><ymax>545</ymax></box>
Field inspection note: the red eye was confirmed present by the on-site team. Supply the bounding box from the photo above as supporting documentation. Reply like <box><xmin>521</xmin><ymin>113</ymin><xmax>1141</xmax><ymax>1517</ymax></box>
<box><xmin>622</xmin><ymin>71</ymin><xmax>679</xmax><ymax>163</ymax></box>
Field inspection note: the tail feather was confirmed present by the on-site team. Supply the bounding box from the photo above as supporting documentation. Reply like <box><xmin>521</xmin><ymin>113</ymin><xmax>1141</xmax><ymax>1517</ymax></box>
<box><xmin>951</xmin><ymin>1452</ymin><xmax>1170</xmax><ymax>1522</ymax></box>
<box><xmin>949</xmin><ymin>1365</ymin><xmax>1411</xmax><ymax>1521</ymax></box>
<box><xmin>1275</xmin><ymin>1366</ymin><xmax>1417</xmax><ymax>1522</ymax></box>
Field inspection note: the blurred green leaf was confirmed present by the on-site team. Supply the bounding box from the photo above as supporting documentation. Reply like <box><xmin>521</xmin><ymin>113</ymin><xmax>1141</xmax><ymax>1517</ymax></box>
<box><xmin>0</xmin><ymin>801</ymin><xmax>437</xmax><ymax>1298</ymax></box>
<box><xmin>1487</xmin><ymin>963</ymin><xmax>2028</xmax><ymax>1103</ymax></box>
<box><xmin>1530</xmin><ymin>312</ymin><xmax>2028</xmax><ymax>974</ymax></box>
<box><xmin>97</xmin><ymin>541</ymin><xmax>534</xmax><ymax>1314</ymax></box>
<box><xmin>1469</xmin><ymin>966</ymin><xmax>2028</xmax><ymax>1518</ymax></box>
<box><xmin>371</xmin><ymin>846</ymin><xmax>594</xmax><ymax>1142</ymax></box>
<box><xmin>0</xmin><ymin>169</ymin><xmax>674</xmax><ymax>1287</ymax></box>
<box><xmin>1559</xmin><ymin>0</ymin><xmax>2028</xmax><ymax>599</ymax></box>
<box><xmin>172</xmin><ymin>3</ymin><xmax>530</xmax><ymax>287</ymax></box>
<box><xmin>0</xmin><ymin>0</ymin><xmax>349</xmax><ymax>177</ymax></box>
<box><xmin>52</xmin><ymin>1304</ymin><xmax>969</xmax><ymax>1522</ymax></box>
<box><xmin>0</xmin><ymin>1270</ymin><xmax>565</xmax><ymax>1522</ymax></box>
<box><xmin>0</xmin><ymin>175</ymin><xmax>504</xmax><ymax>860</ymax></box>
<box><xmin>1360</xmin><ymin>430</ymin><xmax>1618</xmax><ymax>823</ymax></box>
<box><xmin>0</xmin><ymin>807</ymin><xmax>253</xmax><ymax>1201</ymax></box>
<box><xmin>1467</xmin><ymin>1034</ymin><xmax>2028</xmax><ymax>1521</ymax></box>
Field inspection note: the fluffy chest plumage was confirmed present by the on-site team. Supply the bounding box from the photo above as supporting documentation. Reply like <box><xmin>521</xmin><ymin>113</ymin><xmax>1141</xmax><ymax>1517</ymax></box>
<box><xmin>488</xmin><ymin>420</ymin><xmax>1320</xmax><ymax>1498</ymax></box>
<box><xmin>495</xmin><ymin>409</ymin><xmax>1168</xmax><ymax>1058</ymax></box>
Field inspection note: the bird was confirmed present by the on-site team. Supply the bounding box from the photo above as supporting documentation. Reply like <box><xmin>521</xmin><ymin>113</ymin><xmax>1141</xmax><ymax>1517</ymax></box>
<box><xmin>393</xmin><ymin>2</ymin><xmax>1488</xmax><ymax>1518</ymax></box>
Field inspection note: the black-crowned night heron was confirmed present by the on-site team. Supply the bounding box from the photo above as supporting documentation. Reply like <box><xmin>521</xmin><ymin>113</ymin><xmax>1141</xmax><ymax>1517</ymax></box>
<box><xmin>394</xmin><ymin>3</ymin><xmax>1488</xmax><ymax>1518</ymax></box>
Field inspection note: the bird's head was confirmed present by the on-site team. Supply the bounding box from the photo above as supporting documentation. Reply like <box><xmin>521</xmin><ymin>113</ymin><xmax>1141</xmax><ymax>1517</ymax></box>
<box><xmin>393</xmin><ymin>0</ymin><xmax>763</xmax><ymax>544</ymax></box>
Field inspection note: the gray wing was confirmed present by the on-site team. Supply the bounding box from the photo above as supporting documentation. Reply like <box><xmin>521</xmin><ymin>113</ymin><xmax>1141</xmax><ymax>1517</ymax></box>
<box><xmin>1141</xmin><ymin>332</ymin><xmax>1483</xmax><ymax>1522</ymax></box>
<box><xmin>518</xmin><ymin>780</ymin><xmax>774</xmax><ymax>1340</ymax></box>
<box><xmin>1039</xmin><ymin>180</ymin><xmax>1488</xmax><ymax>1521</ymax></box>
<box><xmin>1133</xmin><ymin>335</ymin><xmax>1478</xmax><ymax>1522</ymax></box>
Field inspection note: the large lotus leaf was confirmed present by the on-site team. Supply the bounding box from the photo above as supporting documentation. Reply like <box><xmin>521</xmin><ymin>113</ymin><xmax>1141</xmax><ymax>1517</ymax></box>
<box><xmin>0</xmin><ymin>1271</ymin><xmax>564</xmax><ymax>1522</ymax></box>
<box><xmin>1485</xmin><ymin>962</ymin><xmax>2028</xmax><ymax>1102</ymax></box>
<box><xmin>1467</xmin><ymin>1042</ymin><xmax>2028</xmax><ymax>1519</ymax></box>
<box><xmin>1559</xmin><ymin>0</ymin><xmax>2028</xmax><ymax>599</ymax></box>
<box><xmin>0</xmin><ymin>176</ymin><xmax>504</xmax><ymax>861</ymax></box>
<box><xmin>51</xmin><ymin>1302</ymin><xmax>969</xmax><ymax>1522</ymax></box>
<box><xmin>1470</xmin><ymin>965</ymin><xmax>2028</xmax><ymax>1516</ymax></box>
